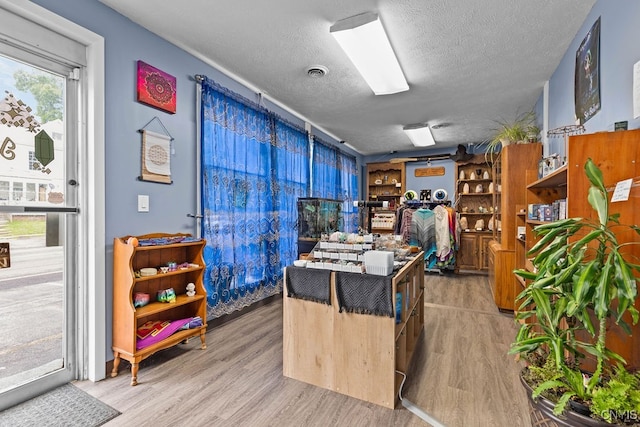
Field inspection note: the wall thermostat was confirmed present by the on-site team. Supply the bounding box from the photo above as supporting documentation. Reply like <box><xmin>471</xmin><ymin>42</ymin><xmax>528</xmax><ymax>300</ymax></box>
<box><xmin>433</xmin><ymin>189</ymin><xmax>448</xmax><ymax>202</ymax></box>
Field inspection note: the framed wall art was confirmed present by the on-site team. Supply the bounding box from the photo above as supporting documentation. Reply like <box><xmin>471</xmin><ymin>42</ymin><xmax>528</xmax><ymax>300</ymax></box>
<box><xmin>574</xmin><ymin>17</ymin><xmax>601</xmax><ymax>125</ymax></box>
<box><xmin>136</xmin><ymin>60</ymin><xmax>177</xmax><ymax>114</ymax></box>
<box><xmin>139</xmin><ymin>129</ymin><xmax>172</xmax><ymax>184</ymax></box>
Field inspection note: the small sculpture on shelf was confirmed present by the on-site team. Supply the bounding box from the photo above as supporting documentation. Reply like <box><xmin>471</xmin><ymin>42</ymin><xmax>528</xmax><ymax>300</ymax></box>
<box><xmin>133</xmin><ymin>292</ymin><xmax>150</xmax><ymax>308</ymax></box>
<box><xmin>157</xmin><ymin>287</ymin><xmax>176</xmax><ymax>303</ymax></box>
<box><xmin>186</xmin><ymin>282</ymin><xmax>196</xmax><ymax>297</ymax></box>
<box><xmin>460</xmin><ymin>216</ymin><xmax>468</xmax><ymax>230</ymax></box>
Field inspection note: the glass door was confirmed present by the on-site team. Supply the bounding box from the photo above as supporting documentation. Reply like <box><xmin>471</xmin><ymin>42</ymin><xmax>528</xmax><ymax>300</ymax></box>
<box><xmin>0</xmin><ymin>50</ymin><xmax>79</xmax><ymax>405</ymax></box>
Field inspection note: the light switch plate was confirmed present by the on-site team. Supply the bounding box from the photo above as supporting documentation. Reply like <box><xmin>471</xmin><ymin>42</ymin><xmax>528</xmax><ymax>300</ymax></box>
<box><xmin>138</xmin><ymin>195</ymin><xmax>149</xmax><ymax>212</ymax></box>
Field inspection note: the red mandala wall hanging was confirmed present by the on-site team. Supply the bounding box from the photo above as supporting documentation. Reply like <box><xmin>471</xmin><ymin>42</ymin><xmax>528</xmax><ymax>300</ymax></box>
<box><xmin>136</xmin><ymin>60</ymin><xmax>176</xmax><ymax>114</ymax></box>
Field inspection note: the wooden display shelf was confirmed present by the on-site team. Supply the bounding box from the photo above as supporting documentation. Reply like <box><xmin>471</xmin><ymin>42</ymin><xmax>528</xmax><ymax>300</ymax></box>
<box><xmin>135</xmin><ymin>294</ymin><xmax>206</xmax><ymax>318</ymax></box>
<box><xmin>112</xmin><ymin>233</ymin><xmax>207</xmax><ymax>386</ymax></box>
<box><xmin>134</xmin><ymin>266</ymin><xmax>203</xmax><ymax>283</ymax></box>
<box><xmin>526</xmin><ymin>165</ymin><xmax>567</xmax><ymax>189</ymax></box>
<box><xmin>283</xmin><ymin>252</ymin><xmax>425</xmax><ymax>409</ymax></box>
<box><xmin>118</xmin><ymin>328</ymin><xmax>204</xmax><ymax>361</ymax></box>
<box><xmin>460</xmin><ymin>212</ymin><xmax>495</xmax><ymax>216</ymax></box>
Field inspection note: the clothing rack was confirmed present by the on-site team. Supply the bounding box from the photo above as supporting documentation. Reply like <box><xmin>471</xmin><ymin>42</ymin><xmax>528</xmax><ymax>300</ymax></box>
<box><xmin>403</xmin><ymin>200</ymin><xmax>452</xmax><ymax>209</ymax></box>
<box><xmin>398</xmin><ymin>200</ymin><xmax>457</xmax><ymax>273</ymax></box>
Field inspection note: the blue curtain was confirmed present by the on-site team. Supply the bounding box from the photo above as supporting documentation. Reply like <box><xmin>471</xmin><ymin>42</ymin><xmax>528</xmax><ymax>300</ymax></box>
<box><xmin>311</xmin><ymin>138</ymin><xmax>339</xmax><ymax>199</ymax></box>
<box><xmin>338</xmin><ymin>152</ymin><xmax>358</xmax><ymax>233</ymax></box>
<box><xmin>311</xmin><ymin>138</ymin><xmax>358</xmax><ymax>232</ymax></box>
<box><xmin>200</xmin><ymin>78</ymin><xmax>309</xmax><ymax>318</ymax></box>
<box><xmin>272</xmin><ymin>116</ymin><xmax>310</xmax><ymax>268</ymax></box>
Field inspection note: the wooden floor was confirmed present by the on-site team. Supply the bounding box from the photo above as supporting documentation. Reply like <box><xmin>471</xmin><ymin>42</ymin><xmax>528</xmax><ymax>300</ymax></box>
<box><xmin>76</xmin><ymin>272</ymin><xmax>531</xmax><ymax>427</ymax></box>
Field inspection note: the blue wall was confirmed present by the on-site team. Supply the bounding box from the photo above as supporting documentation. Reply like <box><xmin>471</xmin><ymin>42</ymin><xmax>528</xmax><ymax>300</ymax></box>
<box><xmin>545</xmin><ymin>1</ymin><xmax>640</xmax><ymax>156</ymax></box>
<box><xmin>30</xmin><ymin>0</ymin><xmax>640</xmax><ymax>362</ymax></box>
<box><xmin>362</xmin><ymin>144</ymin><xmax>486</xmax><ymax>207</ymax></box>
<box><xmin>30</xmin><ymin>0</ymin><xmax>361</xmax><ymax>360</ymax></box>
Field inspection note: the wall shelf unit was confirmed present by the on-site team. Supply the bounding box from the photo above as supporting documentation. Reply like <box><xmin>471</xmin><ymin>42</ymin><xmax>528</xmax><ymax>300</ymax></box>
<box><xmin>487</xmin><ymin>143</ymin><xmax>542</xmax><ymax>311</ymax></box>
<box><xmin>366</xmin><ymin>161</ymin><xmax>406</xmax><ymax>233</ymax></box>
<box><xmin>455</xmin><ymin>154</ymin><xmax>494</xmax><ymax>272</ymax></box>
<box><xmin>111</xmin><ymin>233</ymin><xmax>207</xmax><ymax>386</ymax></box>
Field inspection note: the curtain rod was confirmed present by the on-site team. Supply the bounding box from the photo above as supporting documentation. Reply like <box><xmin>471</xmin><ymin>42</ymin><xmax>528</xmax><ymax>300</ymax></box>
<box><xmin>193</xmin><ymin>73</ymin><xmax>358</xmax><ymax>155</ymax></box>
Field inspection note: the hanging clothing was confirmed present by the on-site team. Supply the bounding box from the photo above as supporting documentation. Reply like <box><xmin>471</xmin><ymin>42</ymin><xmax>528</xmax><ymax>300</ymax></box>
<box><xmin>410</xmin><ymin>208</ymin><xmax>437</xmax><ymax>268</ymax></box>
<box><xmin>434</xmin><ymin>204</ymin><xmax>451</xmax><ymax>259</ymax></box>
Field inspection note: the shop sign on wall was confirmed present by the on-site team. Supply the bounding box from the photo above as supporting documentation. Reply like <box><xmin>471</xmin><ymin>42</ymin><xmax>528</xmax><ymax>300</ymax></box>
<box><xmin>0</xmin><ymin>243</ymin><xmax>10</xmax><ymax>269</ymax></box>
<box><xmin>414</xmin><ymin>167</ymin><xmax>445</xmax><ymax>177</ymax></box>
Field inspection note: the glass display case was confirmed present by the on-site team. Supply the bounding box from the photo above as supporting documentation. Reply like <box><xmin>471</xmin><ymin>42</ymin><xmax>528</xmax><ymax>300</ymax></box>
<box><xmin>297</xmin><ymin>198</ymin><xmax>343</xmax><ymax>255</ymax></box>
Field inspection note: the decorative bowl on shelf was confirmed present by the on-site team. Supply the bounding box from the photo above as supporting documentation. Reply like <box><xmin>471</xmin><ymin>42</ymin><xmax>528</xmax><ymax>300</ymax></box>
<box><xmin>293</xmin><ymin>260</ymin><xmax>307</xmax><ymax>268</ymax></box>
<box><xmin>140</xmin><ymin>267</ymin><xmax>158</xmax><ymax>277</ymax></box>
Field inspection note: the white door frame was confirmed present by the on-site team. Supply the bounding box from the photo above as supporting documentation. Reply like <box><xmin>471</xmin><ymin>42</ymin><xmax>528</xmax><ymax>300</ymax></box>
<box><xmin>0</xmin><ymin>0</ymin><xmax>106</xmax><ymax>385</ymax></box>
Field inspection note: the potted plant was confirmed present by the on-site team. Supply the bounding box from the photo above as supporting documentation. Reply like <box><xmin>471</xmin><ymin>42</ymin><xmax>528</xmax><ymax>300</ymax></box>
<box><xmin>483</xmin><ymin>110</ymin><xmax>539</xmax><ymax>162</ymax></box>
<box><xmin>511</xmin><ymin>158</ymin><xmax>640</xmax><ymax>425</ymax></box>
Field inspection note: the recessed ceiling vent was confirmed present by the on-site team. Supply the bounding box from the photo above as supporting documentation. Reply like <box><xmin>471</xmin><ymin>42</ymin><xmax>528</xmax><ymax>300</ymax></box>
<box><xmin>431</xmin><ymin>123</ymin><xmax>451</xmax><ymax>130</ymax></box>
<box><xmin>306</xmin><ymin>65</ymin><xmax>328</xmax><ymax>78</ymax></box>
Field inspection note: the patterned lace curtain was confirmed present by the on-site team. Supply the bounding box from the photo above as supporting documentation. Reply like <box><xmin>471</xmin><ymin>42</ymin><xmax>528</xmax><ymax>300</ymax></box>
<box><xmin>338</xmin><ymin>152</ymin><xmax>358</xmax><ymax>233</ymax></box>
<box><xmin>311</xmin><ymin>137</ymin><xmax>339</xmax><ymax>199</ymax></box>
<box><xmin>312</xmin><ymin>137</ymin><xmax>359</xmax><ymax>232</ymax></box>
<box><xmin>272</xmin><ymin>115</ymin><xmax>310</xmax><ymax>267</ymax></box>
<box><xmin>200</xmin><ymin>77</ymin><xmax>298</xmax><ymax>318</ymax></box>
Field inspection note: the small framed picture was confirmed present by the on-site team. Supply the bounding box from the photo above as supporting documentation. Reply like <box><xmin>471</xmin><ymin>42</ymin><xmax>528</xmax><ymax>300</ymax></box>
<box><xmin>137</xmin><ymin>60</ymin><xmax>177</xmax><ymax>114</ymax></box>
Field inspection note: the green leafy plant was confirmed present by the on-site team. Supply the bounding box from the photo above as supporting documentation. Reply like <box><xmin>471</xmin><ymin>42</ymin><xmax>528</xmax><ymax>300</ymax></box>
<box><xmin>510</xmin><ymin>158</ymin><xmax>640</xmax><ymax>421</ymax></box>
<box><xmin>483</xmin><ymin>110</ymin><xmax>538</xmax><ymax>153</ymax></box>
<box><xmin>591</xmin><ymin>364</ymin><xmax>640</xmax><ymax>424</ymax></box>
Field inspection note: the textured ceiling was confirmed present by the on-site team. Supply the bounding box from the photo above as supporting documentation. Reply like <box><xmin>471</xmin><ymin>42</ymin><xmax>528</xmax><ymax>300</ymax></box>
<box><xmin>100</xmin><ymin>0</ymin><xmax>596</xmax><ymax>155</ymax></box>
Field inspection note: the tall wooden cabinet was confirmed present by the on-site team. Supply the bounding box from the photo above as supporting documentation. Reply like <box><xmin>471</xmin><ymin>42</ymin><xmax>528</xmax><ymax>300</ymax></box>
<box><xmin>487</xmin><ymin>143</ymin><xmax>542</xmax><ymax>311</ymax></box>
<box><xmin>112</xmin><ymin>233</ymin><xmax>207</xmax><ymax>385</ymax></box>
<box><xmin>455</xmin><ymin>154</ymin><xmax>494</xmax><ymax>271</ymax></box>
<box><xmin>519</xmin><ymin>130</ymin><xmax>640</xmax><ymax>369</ymax></box>
<box><xmin>568</xmin><ymin>130</ymin><xmax>640</xmax><ymax>370</ymax></box>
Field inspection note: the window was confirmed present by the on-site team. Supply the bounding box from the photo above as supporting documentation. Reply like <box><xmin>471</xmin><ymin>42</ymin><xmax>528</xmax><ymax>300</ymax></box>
<box><xmin>28</xmin><ymin>151</ymin><xmax>39</xmax><ymax>171</ymax></box>
<box><xmin>12</xmin><ymin>182</ymin><xmax>23</xmax><ymax>201</ymax></box>
<box><xmin>38</xmin><ymin>184</ymin><xmax>46</xmax><ymax>202</ymax></box>
<box><xmin>26</xmin><ymin>183</ymin><xmax>36</xmax><ymax>201</ymax></box>
<box><xmin>0</xmin><ymin>181</ymin><xmax>8</xmax><ymax>200</ymax></box>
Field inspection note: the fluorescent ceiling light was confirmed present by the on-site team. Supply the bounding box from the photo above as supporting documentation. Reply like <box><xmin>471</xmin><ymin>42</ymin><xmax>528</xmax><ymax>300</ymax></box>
<box><xmin>330</xmin><ymin>12</ymin><xmax>408</xmax><ymax>96</ymax></box>
<box><xmin>403</xmin><ymin>124</ymin><xmax>436</xmax><ymax>147</ymax></box>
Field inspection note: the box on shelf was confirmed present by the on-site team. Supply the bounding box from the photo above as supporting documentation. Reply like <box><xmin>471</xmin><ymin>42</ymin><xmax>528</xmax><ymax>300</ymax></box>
<box><xmin>364</xmin><ymin>250</ymin><xmax>394</xmax><ymax>276</ymax></box>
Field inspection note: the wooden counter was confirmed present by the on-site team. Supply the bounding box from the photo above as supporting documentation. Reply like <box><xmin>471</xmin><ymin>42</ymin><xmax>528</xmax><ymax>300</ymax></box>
<box><xmin>282</xmin><ymin>253</ymin><xmax>425</xmax><ymax>409</ymax></box>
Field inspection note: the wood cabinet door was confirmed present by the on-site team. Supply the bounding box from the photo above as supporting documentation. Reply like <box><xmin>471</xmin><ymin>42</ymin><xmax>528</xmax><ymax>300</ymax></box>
<box><xmin>457</xmin><ymin>233</ymin><xmax>478</xmax><ymax>270</ymax></box>
<box><xmin>479</xmin><ymin>235</ymin><xmax>494</xmax><ymax>270</ymax></box>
